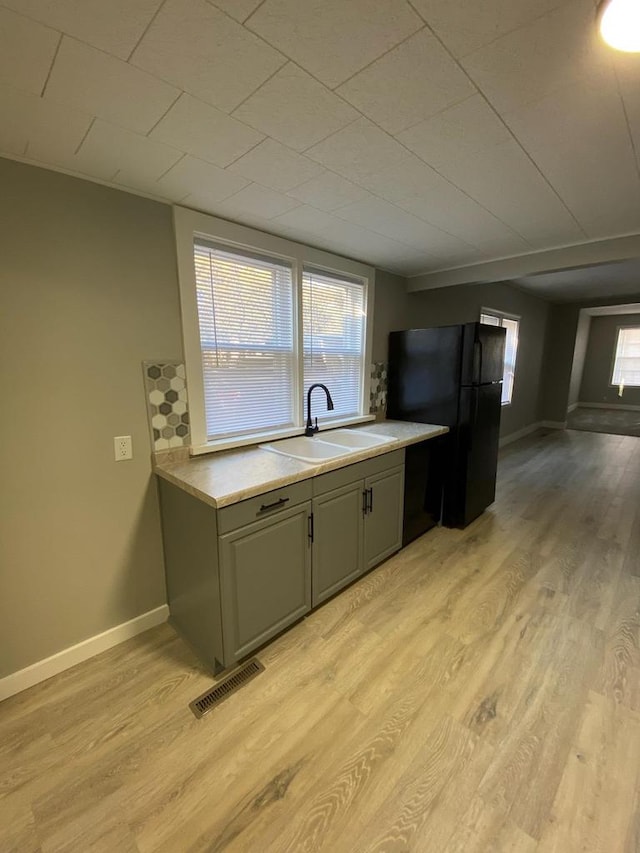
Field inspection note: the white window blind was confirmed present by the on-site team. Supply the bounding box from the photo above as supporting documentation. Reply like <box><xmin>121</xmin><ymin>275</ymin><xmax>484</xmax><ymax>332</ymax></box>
<box><xmin>303</xmin><ymin>268</ymin><xmax>365</xmax><ymax>421</ymax></box>
<box><xmin>194</xmin><ymin>241</ymin><xmax>295</xmax><ymax>439</ymax></box>
<box><xmin>612</xmin><ymin>327</ymin><xmax>640</xmax><ymax>387</ymax></box>
<box><xmin>480</xmin><ymin>312</ymin><xmax>519</xmax><ymax>404</ymax></box>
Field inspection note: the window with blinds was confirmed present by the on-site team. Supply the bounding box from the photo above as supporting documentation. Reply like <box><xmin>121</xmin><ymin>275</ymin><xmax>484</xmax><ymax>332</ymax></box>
<box><xmin>302</xmin><ymin>268</ymin><xmax>365</xmax><ymax>422</ymax></box>
<box><xmin>194</xmin><ymin>241</ymin><xmax>296</xmax><ymax>439</ymax></box>
<box><xmin>611</xmin><ymin>327</ymin><xmax>640</xmax><ymax>387</ymax></box>
<box><xmin>480</xmin><ymin>311</ymin><xmax>520</xmax><ymax>404</ymax></box>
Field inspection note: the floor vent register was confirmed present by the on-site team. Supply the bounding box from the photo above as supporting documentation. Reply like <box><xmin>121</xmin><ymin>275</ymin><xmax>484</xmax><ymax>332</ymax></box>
<box><xmin>189</xmin><ymin>658</ymin><xmax>265</xmax><ymax>719</ymax></box>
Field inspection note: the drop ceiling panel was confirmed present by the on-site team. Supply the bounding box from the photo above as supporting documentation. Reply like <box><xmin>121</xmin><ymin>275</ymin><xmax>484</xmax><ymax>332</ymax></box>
<box><xmin>614</xmin><ymin>55</ymin><xmax>640</xmax><ymax>166</ymax></box>
<box><xmin>1</xmin><ymin>0</ymin><xmax>164</xmax><ymax>59</ymax></box>
<box><xmin>505</xmin><ymin>83</ymin><xmax>640</xmax><ymax>239</ymax></box>
<box><xmin>0</xmin><ymin>85</ymin><xmax>91</xmax><ymax>162</ymax></box>
<box><xmin>0</xmin><ymin>7</ymin><xmax>59</xmax><ymax>97</ymax></box>
<box><xmin>130</xmin><ymin>0</ymin><xmax>286</xmax><ymax>113</ymax></box>
<box><xmin>149</xmin><ymin>94</ymin><xmax>264</xmax><ymax>168</ymax></box>
<box><xmin>461</xmin><ymin>1</ymin><xmax>615</xmax><ymax>114</ymax></box>
<box><xmin>268</xmin><ymin>205</ymin><xmax>345</xmax><ymax>240</ymax></box>
<box><xmin>232</xmin><ymin>64</ymin><xmax>358</xmax><ymax>151</ymax></box>
<box><xmin>337</xmin><ymin>30</ymin><xmax>476</xmax><ymax>135</ymax></box>
<box><xmin>285</xmin><ymin>172</ymin><xmax>372</xmax><ymax>211</ymax></box>
<box><xmin>306</xmin><ymin>118</ymin><xmax>409</xmax><ymax>183</ymax></box>
<box><xmin>228</xmin><ymin>138</ymin><xmax>324</xmax><ymax>192</ymax></box>
<box><xmin>409</xmin><ymin>0</ymin><xmax>566</xmax><ymax>59</ymax></box>
<box><xmin>245</xmin><ymin>0</ymin><xmax>423</xmax><ymax>88</ymax></box>
<box><xmin>156</xmin><ymin>155</ymin><xmax>250</xmax><ymax>201</ymax></box>
<box><xmin>44</xmin><ymin>38</ymin><xmax>180</xmax><ymax>135</ymax></box>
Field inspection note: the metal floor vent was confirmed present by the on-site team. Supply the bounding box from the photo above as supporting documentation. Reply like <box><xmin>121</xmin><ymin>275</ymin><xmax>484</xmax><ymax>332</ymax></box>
<box><xmin>190</xmin><ymin>658</ymin><xmax>265</xmax><ymax>719</ymax></box>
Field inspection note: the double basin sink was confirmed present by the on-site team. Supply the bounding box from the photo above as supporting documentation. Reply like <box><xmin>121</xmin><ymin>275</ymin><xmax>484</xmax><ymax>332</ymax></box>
<box><xmin>260</xmin><ymin>428</ymin><xmax>395</xmax><ymax>464</ymax></box>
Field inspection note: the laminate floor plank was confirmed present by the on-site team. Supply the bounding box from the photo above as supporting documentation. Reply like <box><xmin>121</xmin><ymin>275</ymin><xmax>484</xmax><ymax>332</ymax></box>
<box><xmin>1</xmin><ymin>429</ymin><xmax>640</xmax><ymax>852</ymax></box>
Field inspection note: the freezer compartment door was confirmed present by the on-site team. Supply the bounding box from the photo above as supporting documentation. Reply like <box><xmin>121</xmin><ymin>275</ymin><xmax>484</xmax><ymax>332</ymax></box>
<box><xmin>461</xmin><ymin>322</ymin><xmax>506</xmax><ymax>386</ymax></box>
<box><xmin>443</xmin><ymin>383</ymin><xmax>502</xmax><ymax>528</ymax></box>
<box><xmin>388</xmin><ymin>326</ymin><xmax>462</xmax><ymax>426</ymax></box>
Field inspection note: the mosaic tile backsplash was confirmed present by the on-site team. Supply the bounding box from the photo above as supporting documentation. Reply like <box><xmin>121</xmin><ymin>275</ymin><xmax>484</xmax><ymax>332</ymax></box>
<box><xmin>370</xmin><ymin>362</ymin><xmax>388</xmax><ymax>415</ymax></box>
<box><xmin>144</xmin><ymin>360</ymin><xmax>387</xmax><ymax>450</ymax></box>
<box><xmin>143</xmin><ymin>361</ymin><xmax>190</xmax><ymax>451</ymax></box>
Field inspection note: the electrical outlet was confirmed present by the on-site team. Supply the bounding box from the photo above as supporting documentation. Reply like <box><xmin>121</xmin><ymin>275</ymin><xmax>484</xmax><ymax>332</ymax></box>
<box><xmin>114</xmin><ymin>435</ymin><xmax>133</xmax><ymax>461</ymax></box>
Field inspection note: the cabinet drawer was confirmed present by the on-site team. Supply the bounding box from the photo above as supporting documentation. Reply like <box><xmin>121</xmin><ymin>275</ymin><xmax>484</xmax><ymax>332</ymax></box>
<box><xmin>217</xmin><ymin>479</ymin><xmax>312</xmax><ymax>534</ymax></box>
<box><xmin>313</xmin><ymin>448</ymin><xmax>405</xmax><ymax>496</ymax></box>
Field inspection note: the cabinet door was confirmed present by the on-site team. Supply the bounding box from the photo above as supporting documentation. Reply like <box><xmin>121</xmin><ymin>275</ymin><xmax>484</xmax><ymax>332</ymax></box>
<box><xmin>364</xmin><ymin>466</ymin><xmax>404</xmax><ymax>571</ymax></box>
<box><xmin>312</xmin><ymin>482</ymin><xmax>364</xmax><ymax>607</ymax></box>
<box><xmin>219</xmin><ymin>502</ymin><xmax>311</xmax><ymax>665</ymax></box>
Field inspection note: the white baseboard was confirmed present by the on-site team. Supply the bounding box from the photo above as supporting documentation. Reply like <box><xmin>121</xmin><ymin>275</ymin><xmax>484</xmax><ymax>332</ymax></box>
<box><xmin>541</xmin><ymin>420</ymin><xmax>567</xmax><ymax>429</ymax></box>
<box><xmin>577</xmin><ymin>402</ymin><xmax>640</xmax><ymax>412</ymax></box>
<box><xmin>499</xmin><ymin>422</ymin><xmax>543</xmax><ymax>448</ymax></box>
<box><xmin>566</xmin><ymin>403</ymin><xmax>579</xmax><ymax>414</ymax></box>
<box><xmin>0</xmin><ymin>604</ymin><xmax>169</xmax><ymax>702</ymax></box>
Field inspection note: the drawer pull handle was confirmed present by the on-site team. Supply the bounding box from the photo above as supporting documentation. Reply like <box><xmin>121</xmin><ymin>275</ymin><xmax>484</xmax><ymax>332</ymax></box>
<box><xmin>258</xmin><ymin>497</ymin><xmax>289</xmax><ymax>514</ymax></box>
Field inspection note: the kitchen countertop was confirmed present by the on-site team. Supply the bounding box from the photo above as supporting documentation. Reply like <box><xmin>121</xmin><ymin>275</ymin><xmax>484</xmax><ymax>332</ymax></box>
<box><xmin>153</xmin><ymin>421</ymin><xmax>449</xmax><ymax>509</ymax></box>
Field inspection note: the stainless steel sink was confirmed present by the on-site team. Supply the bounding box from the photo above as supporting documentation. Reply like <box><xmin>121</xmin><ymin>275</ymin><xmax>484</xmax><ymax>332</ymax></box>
<box><xmin>259</xmin><ymin>429</ymin><xmax>396</xmax><ymax>464</ymax></box>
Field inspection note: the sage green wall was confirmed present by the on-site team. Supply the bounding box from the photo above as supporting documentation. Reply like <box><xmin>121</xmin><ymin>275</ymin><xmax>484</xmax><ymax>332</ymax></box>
<box><xmin>406</xmin><ymin>281</ymin><xmax>550</xmax><ymax>438</ymax></box>
<box><xmin>0</xmin><ymin>158</ymin><xmax>183</xmax><ymax>678</ymax></box>
<box><xmin>371</xmin><ymin>269</ymin><xmax>410</xmax><ymax>363</ymax></box>
<box><xmin>580</xmin><ymin>313</ymin><xmax>640</xmax><ymax>406</ymax></box>
<box><xmin>568</xmin><ymin>311</ymin><xmax>591</xmax><ymax>408</ymax></box>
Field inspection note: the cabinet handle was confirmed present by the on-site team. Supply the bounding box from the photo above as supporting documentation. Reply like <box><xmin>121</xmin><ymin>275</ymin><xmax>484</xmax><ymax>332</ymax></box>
<box><xmin>258</xmin><ymin>497</ymin><xmax>289</xmax><ymax>514</ymax></box>
<box><xmin>368</xmin><ymin>487</ymin><xmax>374</xmax><ymax>514</ymax></box>
<box><xmin>362</xmin><ymin>488</ymin><xmax>369</xmax><ymax>516</ymax></box>
<box><xmin>308</xmin><ymin>513</ymin><xmax>314</xmax><ymax>544</ymax></box>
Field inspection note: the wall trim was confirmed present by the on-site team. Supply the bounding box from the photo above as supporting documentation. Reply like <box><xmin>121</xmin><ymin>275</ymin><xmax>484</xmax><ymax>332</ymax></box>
<box><xmin>567</xmin><ymin>403</ymin><xmax>579</xmax><ymax>413</ymax></box>
<box><xmin>577</xmin><ymin>402</ymin><xmax>640</xmax><ymax>412</ymax></box>
<box><xmin>499</xmin><ymin>422</ymin><xmax>543</xmax><ymax>447</ymax></box>
<box><xmin>541</xmin><ymin>420</ymin><xmax>567</xmax><ymax>429</ymax></box>
<box><xmin>0</xmin><ymin>604</ymin><xmax>169</xmax><ymax>702</ymax></box>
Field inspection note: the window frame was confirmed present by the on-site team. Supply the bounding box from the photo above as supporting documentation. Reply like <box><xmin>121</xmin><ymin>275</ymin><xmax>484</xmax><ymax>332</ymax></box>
<box><xmin>610</xmin><ymin>324</ymin><xmax>640</xmax><ymax>388</ymax></box>
<box><xmin>479</xmin><ymin>307</ymin><xmax>521</xmax><ymax>406</ymax></box>
<box><xmin>173</xmin><ymin>205</ymin><xmax>375</xmax><ymax>455</ymax></box>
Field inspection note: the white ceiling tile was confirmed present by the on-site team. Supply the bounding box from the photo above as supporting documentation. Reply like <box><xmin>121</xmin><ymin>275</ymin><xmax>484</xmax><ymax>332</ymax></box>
<box><xmin>0</xmin><ymin>85</ymin><xmax>92</xmax><ymax>161</ymax></box>
<box><xmin>112</xmin><ymin>172</ymin><xmax>189</xmax><ymax>203</ymax></box>
<box><xmin>306</xmin><ymin>118</ymin><xmax>409</xmax><ymax>183</ymax></box>
<box><xmin>286</xmin><ymin>172</ymin><xmax>372</xmax><ymax>211</ymax></box>
<box><xmin>131</xmin><ymin>0</ymin><xmax>285</xmax><ymax>113</ymax></box>
<box><xmin>317</xmin><ymin>218</ymin><xmax>440</xmax><ymax>271</ymax></box>
<box><xmin>0</xmin><ymin>7</ymin><xmax>59</xmax><ymax>96</ymax></box>
<box><xmin>44</xmin><ymin>37</ymin><xmax>179</xmax><ymax>135</ymax></box>
<box><xmin>461</xmin><ymin>0</ymin><xmax>615</xmax><ymax>114</ymax></box>
<box><xmin>397</xmin><ymin>94</ymin><xmax>511</xmax><ymax>168</ymax></box>
<box><xmin>213</xmin><ymin>183</ymin><xmax>301</xmax><ymax>219</ymax></box>
<box><xmin>334</xmin><ymin>196</ymin><xmax>475</xmax><ymax>258</ymax></box>
<box><xmin>69</xmin><ymin>120</ymin><xmax>183</xmax><ymax>183</ymax></box>
<box><xmin>149</xmin><ymin>94</ymin><xmax>264</xmax><ymax>168</ymax></box>
<box><xmin>1</xmin><ymin>0</ymin><xmax>164</xmax><ymax>60</ymax></box>
<box><xmin>232</xmin><ymin>63</ymin><xmax>358</xmax><ymax>152</ymax></box>
<box><xmin>245</xmin><ymin>0</ymin><xmax>423</xmax><ymax>88</ymax></box>
<box><xmin>337</xmin><ymin>29</ymin><xmax>476</xmax><ymax>135</ymax></box>
<box><xmin>268</xmin><ymin>205</ymin><xmax>343</xmax><ymax>240</ymax></box>
<box><xmin>227</xmin><ymin>139</ymin><xmax>324</xmax><ymax>192</ymax></box>
<box><xmin>155</xmin><ymin>155</ymin><xmax>250</xmax><ymax>201</ymax></box>
<box><xmin>505</xmin><ymin>84</ymin><xmax>640</xmax><ymax>239</ymax></box>
<box><xmin>410</xmin><ymin>0</ymin><xmax>565</xmax><ymax>59</ymax></box>
<box><xmin>208</xmin><ymin>0</ymin><xmax>265</xmax><ymax>24</ymax></box>
<box><xmin>615</xmin><ymin>55</ymin><xmax>640</xmax><ymax>173</ymax></box>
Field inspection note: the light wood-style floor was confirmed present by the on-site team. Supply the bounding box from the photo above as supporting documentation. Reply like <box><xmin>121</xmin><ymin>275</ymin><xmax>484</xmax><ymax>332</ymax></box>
<box><xmin>2</xmin><ymin>428</ymin><xmax>640</xmax><ymax>853</ymax></box>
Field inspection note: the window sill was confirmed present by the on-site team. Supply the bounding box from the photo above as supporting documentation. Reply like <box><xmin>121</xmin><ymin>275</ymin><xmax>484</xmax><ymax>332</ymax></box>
<box><xmin>189</xmin><ymin>414</ymin><xmax>376</xmax><ymax>457</ymax></box>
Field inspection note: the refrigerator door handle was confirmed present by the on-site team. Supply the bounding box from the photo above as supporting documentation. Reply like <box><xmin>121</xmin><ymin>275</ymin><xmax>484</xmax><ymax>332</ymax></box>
<box><xmin>477</xmin><ymin>339</ymin><xmax>484</xmax><ymax>386</ymax></box>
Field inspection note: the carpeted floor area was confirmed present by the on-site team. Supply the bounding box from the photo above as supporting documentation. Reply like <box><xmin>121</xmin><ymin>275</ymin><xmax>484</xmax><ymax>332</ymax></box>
<box><xmin>567</xmin><ymin>405</ymin><xmax>640</xmax><ymax>437</ymax></box>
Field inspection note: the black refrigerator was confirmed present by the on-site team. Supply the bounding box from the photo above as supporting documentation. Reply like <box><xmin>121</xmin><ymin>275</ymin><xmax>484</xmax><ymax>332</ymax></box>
<box><xmin>387</xmin><ymin>322</ymin><xmax>506</xmax><ymax>529</ymax></box>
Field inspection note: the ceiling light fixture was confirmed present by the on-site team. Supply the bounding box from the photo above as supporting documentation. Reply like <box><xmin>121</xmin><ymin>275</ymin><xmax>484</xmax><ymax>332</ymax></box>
<box><xmin>598</xmin><ymin>0</ymin><xmax>640</xmax><ymax>52</ymax></box>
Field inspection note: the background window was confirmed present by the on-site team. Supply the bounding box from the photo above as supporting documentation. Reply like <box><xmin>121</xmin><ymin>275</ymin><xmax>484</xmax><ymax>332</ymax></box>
<box><xmin>480</xmin><ymin>311</ymin><xmax>520</xmax><ymax>404</ymax></box>
<box><xmin>194</xmin><ymin>241</ymin><xmax>295</xmax><ymax>439</ymax></box>
<box><xmin>303</xmin><ymin>268</ymin><xmax>365</xmax><ymax>422</ymax></box>
<box><xmin>611</xmin><ymin>326</ymin><xmax>640</xmax><ymax>387</ymax></box>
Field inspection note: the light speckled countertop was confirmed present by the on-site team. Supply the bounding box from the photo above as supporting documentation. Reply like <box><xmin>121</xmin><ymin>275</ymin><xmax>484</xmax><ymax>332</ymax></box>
<box><xmin>153</xmin><ymin>421</ymin><xmax>449</xmax><ymax>509</ymax></box>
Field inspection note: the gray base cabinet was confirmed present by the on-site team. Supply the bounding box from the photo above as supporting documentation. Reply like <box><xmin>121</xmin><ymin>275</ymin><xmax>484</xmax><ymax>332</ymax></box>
<box><xmin>219</xmin><ymin>502</ymin><xmax>311</xmax><ymax>664</ymax></box>
<box><xmin>159</xmin><ymin>447</ymin><xmax>405</xmax><ymax>674</ymax></box>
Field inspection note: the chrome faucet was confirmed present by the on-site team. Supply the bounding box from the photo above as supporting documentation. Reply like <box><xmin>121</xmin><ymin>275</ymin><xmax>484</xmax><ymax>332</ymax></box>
<box><xmin>305</xmin><ymin>383</ymin><xmax>334</xmax><ymax>436</ymax></box>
